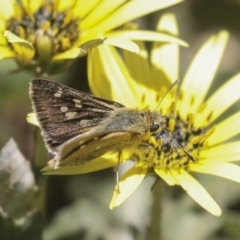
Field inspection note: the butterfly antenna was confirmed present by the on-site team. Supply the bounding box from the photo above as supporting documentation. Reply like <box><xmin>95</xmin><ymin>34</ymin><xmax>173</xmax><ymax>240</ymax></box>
<box><xmin>174</xmin><ymin>141</ymin><xmax>196</xmax><ymax>162</ymax></box>
<box><xmin>156</xmin><ymin>79</ymin><xmax>180</xmax><ymax>111</ymax></box>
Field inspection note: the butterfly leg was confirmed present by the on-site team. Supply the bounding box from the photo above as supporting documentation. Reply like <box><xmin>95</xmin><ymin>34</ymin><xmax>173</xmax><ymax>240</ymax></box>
<box><xmin>115</xmin><ymin>151</ymin><xmax>122</xmax><ymax>194</ymax></box>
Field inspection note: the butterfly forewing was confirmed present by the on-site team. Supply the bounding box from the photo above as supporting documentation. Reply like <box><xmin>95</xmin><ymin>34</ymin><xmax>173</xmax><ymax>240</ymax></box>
<box><xmin>29</xmin><ymin>79</ymin><xmax>124</xmax><ymax>153</ymax></box>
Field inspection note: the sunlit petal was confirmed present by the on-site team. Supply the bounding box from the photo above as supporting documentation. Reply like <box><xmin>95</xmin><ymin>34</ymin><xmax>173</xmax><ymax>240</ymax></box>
<box><xmin>88</xmin><ymin>0</ymin><xmax>184</xmax><ymax>34</ymax></box>
<box><xmin>4</xmin><ymin>30</ymin><xmax>35</xmax><ymax>64</ymax></box>
<box><xmin>0</xmin><ymin>0</ymin><xmax>15</xmax><ymax>19</ymax></box>
<box><xmin>106</xmin><ymin>30</ymin><xmax>188</xmax><ymax>47</ymax></box>
<box><xmin>21</xmin><ymin>0</ymin><xmax>42</xmax><ymax>13</ymax></box>
<box><xmin>151</xmin><ymin>13</ymin><xmax>180</xmax><ymax>85</ymax></box>
<box><xmin>4</xmin><ymin>30</ymin><xmax>33</xmax><ymax>47</ymax></box>
<box><xmin>73</xmin><ymin>0</ymin><xmax>100</xmax><ymax>19</ymax></box>
<box><xmin>155</xmin><ymin>169</ymin><xmax>178</xmax><ymax>186</ymax></box>
<box><xmin>0</xmin><ymin>18</ymin><xmax>5</xmax><ymax>31</ymax></box>
<box><xmin>0</xmin><ymin>46</ymin><xmax>15</xmax><ymax>59</ymax></box>
<box><xmin>57</xmin><ymin>0</ymin><xmax>75</xmax><ymax>11</ymax></box>
<box><xmin>26</xmin><ymin>113</ymin><xmax>39</xmax><ymax>126</ymax></box>
<box><xmin>195</xmin><ymin>73</ymin><xmax>240</xmax><ymax>127</ymax></box>
<box><xmin>200</xmin><ymin>141</ymin><xmax>240</xmax><ymax>162</ymax></box>
<box><xmin>81</xmin><ymin>0</ymin><xmax>126</xmax><ymax>29</ymax></box>
<box><xmin>189</xmin><ymin>162</ymin><xmax>240</xmax><ymax>184</ymax></box>
<box><xmin>122</xmin><ymin>42</ymin><xmax>152</xmax><ymax>89</ymax></box>
<box><xmin>179</xmin><ymin>31</ymin><xmax>229</xmax><ymax>120</ymax></box>
<box><xmin>109</xmin><ymin>162</ymin><xmax>148</xmax><ymax>209</ymax></box>
<box><xmin>53</xmin><ymin>48</ymin><xmax>81</xmax><ymax>60</ymax></box>
<box><xmin>42</xmin><ymin>156</ymin><xmax>117</xmax><ymax>175</ymax></box>
<box><xmin>121</xmin><ymin>41</ymin><xmax>173</xmax><ymax>108</ymax></box>
<box><xmin>104</xmin><ymin>37</ymin><xmax>139</xmax><ymax>53</ymax></box>
<box><xmin>174</xmin><ymin>170</ymin><xmax>222</xmax><ymax>216</ymax></box>
<box><xmin>88</xmin><ymin>44</ymin><xmax>140</xmax><ymax>106</ymax></box>
<box><xmin>207</xmin><ymin>111</ymin><xmax>240</xmax><ymax>145</ymax></box>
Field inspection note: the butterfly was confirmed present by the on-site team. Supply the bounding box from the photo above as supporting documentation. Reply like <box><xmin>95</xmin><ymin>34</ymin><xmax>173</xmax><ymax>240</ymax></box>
<box><xmin>29</xmin><ymin>79</ymin><xmax>167</xmax><ymax>169</ymax></box>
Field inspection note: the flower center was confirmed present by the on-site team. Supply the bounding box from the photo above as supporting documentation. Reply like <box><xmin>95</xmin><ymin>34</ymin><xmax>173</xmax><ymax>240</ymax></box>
<box><xmin>130</xmin><ymin>112</ymin><xmax>214</xmax><ymax>171</ymax></box>
<box><xmin>6</xmin><ymin>2</ymin><xmax>80</xmax><ymax>56</ymax></box>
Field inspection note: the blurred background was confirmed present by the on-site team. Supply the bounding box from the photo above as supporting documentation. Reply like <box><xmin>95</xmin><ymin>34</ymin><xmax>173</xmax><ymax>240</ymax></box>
<box><xmin>1</xmin><ymin>0</ymin><xmax>240</xmax><ymax>239</ymax></box>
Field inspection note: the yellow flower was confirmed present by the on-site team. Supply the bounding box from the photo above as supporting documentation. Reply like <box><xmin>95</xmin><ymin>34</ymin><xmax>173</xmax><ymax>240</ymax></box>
<box><xmin>0</xmin><ymin>0</ymin><xmax>186</xmax><ymax>75</ymax></box>
<box><xmin>86</xmin><ymin>14</ymin><xmax>240</xmax><ymax>216</ymax></box>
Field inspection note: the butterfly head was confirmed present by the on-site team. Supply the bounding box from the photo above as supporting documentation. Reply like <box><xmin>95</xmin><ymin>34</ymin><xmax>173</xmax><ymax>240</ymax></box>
<box><xmin>149</xmin><ymin>111</ymin><xmax>166</xmax><ymax>133</ymax></box>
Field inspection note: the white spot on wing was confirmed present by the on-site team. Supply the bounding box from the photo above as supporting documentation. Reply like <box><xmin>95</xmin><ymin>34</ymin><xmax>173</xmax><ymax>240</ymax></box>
<box><xmin>60</xmin><ymin>106</ymin><xmax>68</xmax><ymax>112</ymax></box>
<box><xmin>73</xmin><ymin>99</ymin><xmax>82</xmax><ymax>108</ymax></box>
<box><xmin>54</xmin><ymin>87</ymin><xmax>63</xmax><ymax>98</ymax></box>
<box><xmin>65</xmin><ymin>112</ymin><xmax>77</xmax><ymax>119</ymax></box>
<box><xmin>54</xmin><ymin>92</ymin><xmax>61</xmax><ymax>97</ymax></box>
<box><xmin>80</xmin><ymin>119</ymin><xmax>88</xmax><ymax>126</ymax></box>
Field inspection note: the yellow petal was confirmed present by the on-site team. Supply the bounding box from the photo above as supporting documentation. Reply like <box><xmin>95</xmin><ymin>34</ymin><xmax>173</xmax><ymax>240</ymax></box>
<box><xmin>4</xmin><ymin>30</ymin><xmax>35</xmax><ymax>64</ymax></box>
<box><xmin>26</xmin><ymin>113</ymin><xmax>39</xmax><ymax>126</ymax></box>
<box><xmin>21</xmin><ymin>0</ymin><xmax>42</xmax><ymax>13</ymax></box>
<box><xmin>189</xmin><ymin>162</ymin><xmax>240</xmax><ymax>183</ymax></box>
<box><xmin>173</xmin><ymin>169</ymin><xmax>222</xmax><ymax>216</ymax></box>
<box><xmin>106</xmin><ymin>30</ymin><xmax>188</xmax><ymax>47</ymax></box>
<box><xmin>195</xmin><ymin>73</ymin><xmax>240</xmax><ymax>127</ymax></box>
<box><xmin>53</xmin><ymin>48</ymin><xmax>80</xmax><ymax>60</ymax></box>
<box><xmin>179</xmin><ymin>31</ymin><xmax>229</xmax><ymax>120</ymax></box>
<box><xmin>42</xmin><ymin>155</ymin><xmax>117</xmax><ymax>175</ymax></box>
<box><xmin>56</xmin><ymin>0</ymin><xmax>76</xmax><ymax>11</ymax></box>
<box><xmin>122</xmin><ymin>39</ymin><xmax>176</xmax><ymax>109</ymax></box>
<box><xmin>88</xmin><ymin>44</ymin><xmax>140</xmax><ymax>107</ymax></box>
<box><xmin>207</xmin><ymin>111</ymin><xmax>240</xmax><ymax>145</ymax></box>
<box><xmin>4</xmin><ymin>30</ymin><xmax>33</xmax><ymax>47</ymax></box>
<box><xmin>122</xmin><ymin>42</ymin><xmax>152</xmax><ymax>91</ymax></box>
<box><xmin>155</xmin><ymin>168</ymin><xmax>178</xmax><ymax>186</ymax></box>
<box><xmin>73</xmin><ymin>0</ymin><xmax>100</xmax><ymax>19</ymax></box>
<box><xmin>81</xmin><ymin>0</ymin><xmax>126</xmax><ymax>29</ymax></box>
<box><xmin>104</xmin><ymin>37</ymin><xmax>139</xmax><ymax>53</ymax></box>
<box><xmin>0</xmin><ymin>31</ymin><xmax>7</xmax><ymax>44</ymax></box>
<box><xmin>0</xmin><ymin>0</ymin><xmax>15</xmax><ymax>19</ymax></box>
<box><xmin>200</xmin><ymin>141</ymin><xmax>240</xmax><ymax>162</ymax></box>
<box><xmin>0</xmin><ymin>46</ymin><xmax>15</xmax><ymax>59</ymax></box>
<box><xmin>109</xmin><ymin>162</ymin><xmax>148</xmax><ymax>209</ymax></box>
<box><xmin>151</xmin><ymin>13</ymin><xmax>180</xmax><ymax>84</ymax></box>
<box><xmin>88</xmin><ymin>0</ymin><xmax>184</xmax><ymax>34</ymax></box>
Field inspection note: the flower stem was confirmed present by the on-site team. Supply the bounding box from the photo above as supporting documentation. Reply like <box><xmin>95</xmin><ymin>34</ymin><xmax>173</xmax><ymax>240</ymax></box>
<box><xmin>147</xmin><ymin>178</ymin><xmax>162</xmax><ymax>240</ymax></box>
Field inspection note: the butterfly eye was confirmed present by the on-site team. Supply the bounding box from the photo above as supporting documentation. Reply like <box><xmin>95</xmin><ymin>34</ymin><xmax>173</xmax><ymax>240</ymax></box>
<box><xmin>150</xmin><ymin>124</ymin><xmax>159</xmax><ymax>132</ymax></box>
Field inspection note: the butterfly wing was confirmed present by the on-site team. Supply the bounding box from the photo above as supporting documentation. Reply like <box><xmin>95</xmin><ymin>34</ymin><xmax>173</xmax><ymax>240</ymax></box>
<box><xmin>54</xmin><ymin>130</ymin><xmax>142</xmax><ymax>168</ymax></box>
<box><xmin>54</xmin><ymin>107</ymin><xmax>153</xmax><ymax>167</ymax></box>
<box><xmin>29</xmin><ymin>78</ymin><xmax>125</xmax><ymax>154</ymax></box>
